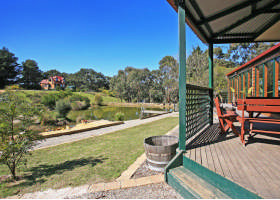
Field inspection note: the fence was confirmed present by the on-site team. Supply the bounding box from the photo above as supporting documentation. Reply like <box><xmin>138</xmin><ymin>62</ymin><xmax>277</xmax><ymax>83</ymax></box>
<box><xmin>185</xmin><ymin>84</ymin><xmax>213</xmax><ymax>140</ymax></box>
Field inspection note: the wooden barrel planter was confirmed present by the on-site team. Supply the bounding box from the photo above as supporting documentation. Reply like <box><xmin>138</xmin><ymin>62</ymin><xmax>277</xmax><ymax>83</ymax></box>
<box><xmin>144</xmin><ymin>135</ymin><xmax>178</xmax><ymax>172</ymax></box>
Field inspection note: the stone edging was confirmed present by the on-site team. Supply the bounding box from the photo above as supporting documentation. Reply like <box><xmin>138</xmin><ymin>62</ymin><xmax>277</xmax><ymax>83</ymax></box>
<box><xmin>88</xmin><ymin>174</ymin><xmax>164</xmax><ymax>193</ymax></box>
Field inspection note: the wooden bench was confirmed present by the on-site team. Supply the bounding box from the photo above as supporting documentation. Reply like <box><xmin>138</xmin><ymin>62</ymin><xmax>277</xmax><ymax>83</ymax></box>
<box><xmin>237</xmin><ymin>98</ymin><xmax>280</xmax><ymax>144</ymax></box>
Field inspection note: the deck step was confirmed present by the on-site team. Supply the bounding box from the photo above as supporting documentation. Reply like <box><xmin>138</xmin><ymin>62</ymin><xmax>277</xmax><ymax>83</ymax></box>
<box><xmin>168</xmin><ymin>166</ymin><xmax>230</xmax><ymax>199</ymax></box>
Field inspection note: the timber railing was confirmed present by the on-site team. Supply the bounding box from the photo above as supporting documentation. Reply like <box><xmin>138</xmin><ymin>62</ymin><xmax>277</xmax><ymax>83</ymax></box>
<box><xmin>186</xmin><ymin>84</ymin><xmax>213</xmax><ymax>140</ymax></box>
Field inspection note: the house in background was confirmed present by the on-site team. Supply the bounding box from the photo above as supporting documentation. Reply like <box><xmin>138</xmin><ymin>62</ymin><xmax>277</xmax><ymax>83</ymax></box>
<box><xmin>40</xmin><ymin>76</ymin><xmax>65</xmax><ymax>90</ymax></box>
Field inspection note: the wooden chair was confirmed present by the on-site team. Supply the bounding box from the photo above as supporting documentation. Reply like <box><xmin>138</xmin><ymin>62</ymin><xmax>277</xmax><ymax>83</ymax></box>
<box><xmin>214</xmin><ymin>97</ymin><xmax>243</xmax><ymax>142</ymax></box>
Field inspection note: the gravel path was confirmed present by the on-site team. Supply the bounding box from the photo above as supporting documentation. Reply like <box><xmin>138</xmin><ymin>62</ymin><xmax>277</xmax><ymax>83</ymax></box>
<box><xmin>68</xmin><ymin>183</ymin><xmax>183</xmax><ymax>199</ymax></box>
<box><xmin>34</xmin><ymin>112</ymin><xmax>178</xmax><ymax>150</ymax></box>
<box><xmin>131</xmin><ymin>160</ymin><xmax>162</xmax><ymax>179</ymax></box>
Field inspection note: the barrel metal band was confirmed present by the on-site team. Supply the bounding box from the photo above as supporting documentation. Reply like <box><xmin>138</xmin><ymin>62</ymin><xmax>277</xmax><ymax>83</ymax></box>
<box><xmin>146</xmin><ymin>158</ymin><xmax>170</xmax><ymax>165</ymax></box>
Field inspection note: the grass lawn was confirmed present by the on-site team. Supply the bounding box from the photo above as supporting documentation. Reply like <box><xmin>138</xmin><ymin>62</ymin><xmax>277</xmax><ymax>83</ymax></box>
<box><xmin>0</xmin><ymin>117</ymin><xmax>178</xmax><ymax>197</ymax></box>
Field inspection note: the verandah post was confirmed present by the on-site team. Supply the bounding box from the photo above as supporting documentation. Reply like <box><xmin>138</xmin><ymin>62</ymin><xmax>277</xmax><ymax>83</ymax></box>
<box><xmin>208</xmin><ymin>43</ymin><xmax>213</xmax><ymax>125</ymax></box>
<box><xmin>178</xmin><ymin>3</ymin><xmax>186</xmax><ymax>151</ymax></box>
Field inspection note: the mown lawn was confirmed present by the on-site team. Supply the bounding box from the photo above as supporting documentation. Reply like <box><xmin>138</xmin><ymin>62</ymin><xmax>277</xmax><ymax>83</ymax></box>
<box><xmin>0</xmin><ymin>117</ymin><xmax>178</xmax><ymax>197</ymax></box>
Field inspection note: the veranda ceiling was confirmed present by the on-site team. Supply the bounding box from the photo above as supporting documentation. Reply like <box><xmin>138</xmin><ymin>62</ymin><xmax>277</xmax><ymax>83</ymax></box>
<box><xmin>167</xmin><ymin>0</ymin><xmax>280</xmax><ymax>43</ymax></box>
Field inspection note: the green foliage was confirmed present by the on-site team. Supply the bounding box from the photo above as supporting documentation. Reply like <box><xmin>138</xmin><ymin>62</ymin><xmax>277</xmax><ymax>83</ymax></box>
<box><xmin>55</xmin><ymin>99</ymin><xmax>71</xmax><ymax>119</ymax></box>
<box><xmin>4</xmin><ymin>84</ymin><xmax>22</xmax><ymax>90</ymax></box>
<box><xmin>94</xmin><ymin>94</ymin><xmax>103</xmax><ymax>106</ymax></box>
<box><xmin>114</xmin><ymin>112</ymin><xmax>125</xmax><ymax>121</ymax></box>
<box><xmin>0</xmin><ymin>91</ymin><xmax>41</xmax><ymax>180</ymax></box>
<box><xmin>75</xmin><ymin>115</ymin><xmax>86</xmax><ymax>124</ymax></box>
<box><xmin>39</xmin><ymin>110</ymin><xmax>57</xmax><ymax>125</ymax></box>
<box><xmin>20</xmin><ymin>59</ymin><xmax>43</xmax><ymax>89</ymax></box>
<box><xmin>71</xmin><ymin>101</ymin><xmax>90</xmax><ymax>111</ymax></box>
<box><xmin>41</xmin><ymin>94</ymin><xmax>57</xmax><ymax>109</ymax></box>
<box><xmin>228</xmin><ymin>42</ymin><xmax>276</xmax><ymax>65</ymax></box>
<box><xmin>69</xmin><ymin>94</ymin><xmax>90</xmax><ymax>110</ymax></box>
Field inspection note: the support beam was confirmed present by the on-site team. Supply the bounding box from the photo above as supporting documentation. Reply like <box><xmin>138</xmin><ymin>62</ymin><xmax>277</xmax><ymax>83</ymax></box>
<box><xmin>178</xmin><ymin>4</ymin><xmax>187</xmax><ymax>151</ymax></box>
<box><xmin>197</xmin><ymin>0</ymin><xmax>261</xmax><ymax>25</ymax></box>
<box><xmin>256</xmin><ymin>68</ymin><xmax>260</xmax><ymax>97</ymax></box>
<box><xmin>213</xmin><ymin>0</ymin><xmax>280</xmax><ymax>38</ymax></box>
<box><xmin>264</xmin><ymin>64</ymin><xmax>267</xmax><ymax>97</ymax></box>
<box><xmin>275</xmin><ymin>60</ymin><xmax>279</xmax><ymax>97</ymax></box>
<box><xmin>252</xmin><ymin>67</ymin><xmax>256</xmax><ymax>96</ymax></box>
<box><xmin>208</xmin><ymin>43</ymin><xmax>213</xmax><ymax>125</ymax></box>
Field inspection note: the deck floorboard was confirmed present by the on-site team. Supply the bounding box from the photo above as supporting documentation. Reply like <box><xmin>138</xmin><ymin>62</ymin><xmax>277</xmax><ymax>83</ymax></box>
<box><xmin>185</xmin><ymin>123</ymin><xmax>280</xmax><ymax>199</ymax></box>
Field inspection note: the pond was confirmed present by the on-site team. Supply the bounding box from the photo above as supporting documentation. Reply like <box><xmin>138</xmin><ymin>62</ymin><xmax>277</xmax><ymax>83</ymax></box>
<box><xmin>67</xmin><ymin>106</ymin><xmax>166</xmax><ymax>122</ymax></box>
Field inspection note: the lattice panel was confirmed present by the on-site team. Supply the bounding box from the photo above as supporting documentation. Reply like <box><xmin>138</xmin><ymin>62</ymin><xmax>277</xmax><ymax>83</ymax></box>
<box><xmin>186</xmin><ymin>84</ymin><xmax>213</xmax><ymax>140</ymax></box>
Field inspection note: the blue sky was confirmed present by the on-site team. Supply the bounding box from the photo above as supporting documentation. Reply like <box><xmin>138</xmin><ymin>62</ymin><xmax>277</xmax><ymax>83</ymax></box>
<box><xmin>1</xmin><ymin>0</ymin><xmax>209</xmax><ymax>76</ymax></box>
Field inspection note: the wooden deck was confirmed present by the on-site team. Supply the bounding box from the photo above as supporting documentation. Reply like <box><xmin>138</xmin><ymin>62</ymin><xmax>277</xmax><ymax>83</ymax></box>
<box><xmin>184</xmin><ymin>123</ymin><xmax>280</xmax><ymax>199</ymax></box>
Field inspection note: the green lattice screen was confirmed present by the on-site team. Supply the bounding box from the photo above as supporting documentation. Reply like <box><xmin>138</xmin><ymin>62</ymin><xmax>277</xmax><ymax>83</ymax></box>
<box><xmin>186</xmin><ymin>84</ymin><xmax>213</xmax><ymax>140</ymax></box>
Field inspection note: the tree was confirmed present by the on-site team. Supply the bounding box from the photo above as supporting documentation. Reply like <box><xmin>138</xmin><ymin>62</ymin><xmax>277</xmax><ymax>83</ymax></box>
<box><xmin>227</xmin><ymin>42</ymin><xmax>276</xmax><ymax>65</ymax></box>
<box><xmin>0</xmin><ymin>91</ymin><xmax>41</xmax><ymax>180</ymax></box>
<box><xmin>0</xmin><ymin>47</ymin><xmax>20</xmax><ymax>89</ymax></box>
<box><xmin>159</xmin><ymin>56</ymin><xmax>179</xmax><ymax>104</ymax></box>
<box><xmin>43</xmin><ymin>69</ymin><xmax>62</xmax><ymax>79</ymax></box>
<box><xmin>186</xmin><ymin>47</ymin><xmax>208</xmax><ymax>87</ymax></box>
<box><xmin>20</xmin><ymin>59</ymin><xmax>43</xmax><ymax>89</ymax></box>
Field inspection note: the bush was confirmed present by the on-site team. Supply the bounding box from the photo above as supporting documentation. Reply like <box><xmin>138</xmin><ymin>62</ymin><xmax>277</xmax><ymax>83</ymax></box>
<box><xmin>4</xmin><ymin>84</ymin><xmax>22</xmax><ymax>90</ymax></box>
<box><xmin>69</xmin><ymin>95</ymin><xmax>90</xmax><ymax>110</ymax></box>
<box><xmin>55</xmin><ymin>99</ymin><xmax>71</xmax><ymax>118</ymax></box>
<box><xmin>94</xmin><ymin>94</ymin><xmax>103</xmax><ymax>106</ymax></box>
<box><xmin>41</xmin><ymin>94</ymin><xmax>57</xmax><ymax>109</ymax></box>
<box><xmin>71</xmin><ymin>101</ymin><xmax>82</xmax><ymax>111</ymax></box>
<box><xmin>115</xmin><ymin>112</ymin><xmax>125</xmax><ymax>121</ymax></box>
<box><xmin>40</xmin><ymin>111</ymin><xmax>57</xmax><ymax>125</ymax></box>
<box><xmin>76</xmin><ymin>115</ymin><xmax>86</xmax><ymax>124</ymax></box>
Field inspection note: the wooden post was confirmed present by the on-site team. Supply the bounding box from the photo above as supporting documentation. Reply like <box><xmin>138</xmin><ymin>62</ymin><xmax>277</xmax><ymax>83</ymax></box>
<box><xmin>242</xmin><ymin>74</ymin><xmax>245</xmax><ymax>99</ymax></box>
<box><xmin>178</xmin><ymin>4</ymin><xmax>186</xmax><ymax>151</ymax></box>
<box><xmin>256</xmin><ymin>68</ymin><xmax>259</xmax><ymax>97</ymax></box>
<box><xmin>264</xmin><ymin>64</ymin><xmax>267</xmax><ymax>97</ymax></box>
<box><xmin>248</xmin><ymin>70</ymin><xmax>251</xmax><ymax>96</ymax></box>
<box><xmin>252</xmin><ymin>67</ymin><xmax>256</xmax><ymax>96</ymax></box>
<box><xmin>235</xmin><ymin>77</ymin><xmax>238</xmax><ymax>100</ymax></box>
<box><xmin>227</xmin><ymin>78</ymin><xmax>231</xmax><ymax>103</ymax></box>
<box><xmin>209</xmin><ymin>43</ymin><xmax>213</xmax><ymax>125</ymax></box>
<box><xmin>275</xmin><ymin>60</ymin><xmax>279</xmax><ymax>97</ymax></box>
<box><xmin>239</xmin><ymin>75</ymin><xmax>241</xmax><ymax>99</ymax></box>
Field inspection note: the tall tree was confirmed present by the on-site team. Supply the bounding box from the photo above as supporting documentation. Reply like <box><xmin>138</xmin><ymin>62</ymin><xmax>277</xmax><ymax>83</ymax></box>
<box><xmin>186</xmin><ymin>47</ymin><xmax>208</xmax><ymax>87</ymax></box>
<box><xmin>43</xmin><ymin>69</ymin><xmax>62</xmax><ymax>79</ymax></box>
<box><xmin>0</xmin><ymin>47</ymin><xmax>20</xmax><ymax>88</ymax></box>
<box><xmin>20</xmin><ymin>60</ymin><xmax>43</xmax><ymax>89</ymax></box>
<box><xmin>159</xmin><ymin>56</ymin><xmax>179</xmax><ymax>104</ymax></box>
<box><xmin>227</xmin><ymin>42</ymin><xmax>276</xmax><ymax>65</ymax></box>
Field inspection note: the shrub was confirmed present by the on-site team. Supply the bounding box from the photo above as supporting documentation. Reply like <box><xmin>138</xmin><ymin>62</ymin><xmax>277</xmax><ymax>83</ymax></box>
<box><xmin>69</xmin><ymin>95</ymin><xmax>90</xmax><ymax>110</ymax></box>
<box><xmin>71</xmin><ymin>101</ymin><xmax>82</xmax><ymax>111</ymax></box>
<box><xmin>4</xmin><ymin>84</ymin><xmax>22</xmax><ymax>90</ymax></box>
<box><xmin>41</xmin><ymin>94</ymin><xmax>57</xmax><ymax>109</ymax></box>
<box><xmin>94</xmin><ymin>94</ymin><xmax>103</xmax><ymax>106</ymax></box>
<box><xmin>40</xmin><ymin>111</ymin><xmax>57</xmax><ymax>125</ymax></box>
<box><xmin>55</xmin><ymin>99</ymin><xmax>71</xmax><ymax>118</ymax></box>
<box><xmin>115</xmin><ymin>112</ymin><xmax>125</xmax><ymax>121</ymax></box>
<box><xmin>76</xmin><ymin>115</ymin><xmax>86</xmax><ymax>124</ymax></box>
